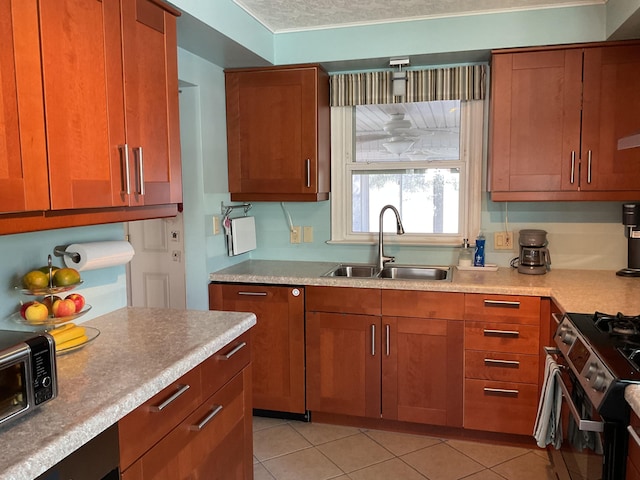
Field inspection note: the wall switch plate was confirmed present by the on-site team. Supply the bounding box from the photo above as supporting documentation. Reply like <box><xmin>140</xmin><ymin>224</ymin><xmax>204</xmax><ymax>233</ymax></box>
<box><xmin>303</xmin><ymin>226</ymin><xmax>313</xmax><ymax>243</ymax></box>
<box><xmin>494</xmin><ymin>231</ymin><xmax>514</xmax><ymax>250</ymax></box>
<box><xmin>290</xmin><ymin>226</ymin><xmax>301</xmax><ymax>244</ymax></box>
<box><xmin>212</xmin><ymin>216</ymin><xmax>221</xmax><ymax>235</ymax></box>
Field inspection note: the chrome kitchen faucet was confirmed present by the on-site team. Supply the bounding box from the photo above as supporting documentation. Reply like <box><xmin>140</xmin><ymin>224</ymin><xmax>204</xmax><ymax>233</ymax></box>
<box><xmin>377</xmin><ymin>205</ymin><xmax>405</xmax><ymax>271</ymax></box>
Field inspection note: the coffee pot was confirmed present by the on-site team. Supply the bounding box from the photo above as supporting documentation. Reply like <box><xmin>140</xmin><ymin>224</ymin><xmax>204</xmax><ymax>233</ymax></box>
<box><xmin>617</xmin><ymin>203</ymin><xmax>640</xmax><ymax>277</ymax></box>
<box><xmin>517</xmin><ymin>229</ymin><xmax>551</xmax><ymax>275</ymax></box>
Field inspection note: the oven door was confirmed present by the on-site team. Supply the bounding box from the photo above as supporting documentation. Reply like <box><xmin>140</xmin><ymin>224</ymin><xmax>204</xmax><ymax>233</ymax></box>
<box><xmin>546</xmin><ymin>348</ymin><xmax>625</xmax><ymax>480</ymax></box>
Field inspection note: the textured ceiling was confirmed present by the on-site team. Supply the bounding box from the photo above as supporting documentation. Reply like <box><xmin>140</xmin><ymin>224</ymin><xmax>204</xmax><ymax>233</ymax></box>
<box><xmin>233</xmin><ymin>0</ymin><xmax>603</xmax><ymax>32</ymax></box>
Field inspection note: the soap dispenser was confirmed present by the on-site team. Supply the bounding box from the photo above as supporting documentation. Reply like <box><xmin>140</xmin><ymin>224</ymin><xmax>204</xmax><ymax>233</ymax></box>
<box><xmin>458</xmin><ymin>238</ymin><xmax>473</xmax><ymax>267</ymax></box>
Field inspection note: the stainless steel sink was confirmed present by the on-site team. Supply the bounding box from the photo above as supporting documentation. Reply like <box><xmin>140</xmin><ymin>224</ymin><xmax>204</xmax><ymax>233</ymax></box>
<box><xmin>322</xmin><ymin>264</ymin><xmax>379</xmax><ymax>278</ymax></box>
<box><xmin>379</xmin><ymin>265</ymin><xmax>452</xmax><ymax>281</ymax></box>
<box><xmin>322</xmin><ymin>263</ymin><xmax>452</xmax><ymax>281</ymax></box>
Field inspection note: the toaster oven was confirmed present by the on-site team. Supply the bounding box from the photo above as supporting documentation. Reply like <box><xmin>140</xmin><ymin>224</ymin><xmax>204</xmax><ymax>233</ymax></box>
<box><xmin>0</xmin><ymin>330</ymin><xmax>57</xmax><ymax>427</ymax></box>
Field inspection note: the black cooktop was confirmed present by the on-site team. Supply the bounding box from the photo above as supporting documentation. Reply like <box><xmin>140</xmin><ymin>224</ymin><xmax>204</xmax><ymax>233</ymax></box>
<box><xmin>566</xmin><ymin>312</ymin><xmax>640</xmax><ymax>382</ymax></box>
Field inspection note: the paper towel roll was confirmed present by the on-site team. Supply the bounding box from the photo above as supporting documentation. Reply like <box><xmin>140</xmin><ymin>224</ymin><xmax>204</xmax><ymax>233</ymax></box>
<box><xmin>63</xmin><ymin>241</ymin><xmax>135</xmax><ymax>271</ymax></box>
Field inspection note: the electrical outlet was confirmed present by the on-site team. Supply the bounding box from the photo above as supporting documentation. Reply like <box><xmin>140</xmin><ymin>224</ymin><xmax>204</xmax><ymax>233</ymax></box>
<box><xmin>212</xmin><ymin>216</ymin><xmax>221</xmax><ymax>235</ymax></box>
<box><xmin>290</xmin><ymin>226</ymin><xmax>301</xmax><ymax>244</ymax></box>
<box><xmin>494</xmin><ymin>231</ymin><xmax>514</xmax><ymax>250</ymax></box>
<box><xmin>303</xmin><ymin>226</ymin><xmax>313</xmax><ymax>243</ymax></box>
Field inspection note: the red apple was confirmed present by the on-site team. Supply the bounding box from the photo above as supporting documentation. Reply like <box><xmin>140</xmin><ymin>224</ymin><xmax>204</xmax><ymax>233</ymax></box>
<box><xmin>52</xmin><ymin>298</ymin><xmax>76</xmax><ymax>318</ymax></box>
<box><xmin>20</xmin><ymin>301</ymin><xmax>35</xmax><ymax>319</ymax></box>
<box><xmin>65</xmin><ymin>293</ymin><xmax>85</xmax><ymax>313</ymax></box>
<box><xmin>24</xmin><ymin>302</ymin><xmax>49</xmax><ymax>322</ymax></box>
<box><xmin>41</xmin><ymin>296</ymin><xmax>62</xmax><ymax>316</ymax></box>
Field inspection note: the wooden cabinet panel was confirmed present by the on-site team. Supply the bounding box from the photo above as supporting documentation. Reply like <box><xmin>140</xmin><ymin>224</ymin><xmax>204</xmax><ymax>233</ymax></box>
<box><xmin>225</xmin><ymin>64</ymin><xmax>330</xmax><ymax>202</ymax></box>
<box><xmin>465</xmin><ymin>350</ymin><xmax>538</xmax><ymax>384</ymax></box>
<box><xmin>464</xmin><ymin>294</ymin><xmax>541</xmax><ymax>324</ymax></box>
<box><xmin>0</xmin><ymin>0</ymin><xmax>49</xmax><ymax>213</ymax></box>
<box><xmin>463</xmin><ymin>379</ymin><xmax>538</xmax><ymax>435</ymax></box>
<box><xmin>209</xmin><ymin>284</ymin><xmax>305</xmax><ymax>413</ymax></box>
<box><xmin>382</xmin><ymin>317</ymin><xmax>463</xmax><ymax>427</ymax></box>
<box><xmin>306</xmin><ymin>286</ymin><xmax>381</xmax><ymax>315</ymax></box>
<box><xmin>465</xmin><ymin>321</ymin><xmax>540</xmax><ymax>354</ymax></box>
<box><xmin>306</xmin><ymin>311</ymin><xmax>380</xmax><ymax>418</ymax></box>
<box><xmin>382</xmin><ymin>290</ymin><xmax>464</xmax><ymax>319</ymax></box>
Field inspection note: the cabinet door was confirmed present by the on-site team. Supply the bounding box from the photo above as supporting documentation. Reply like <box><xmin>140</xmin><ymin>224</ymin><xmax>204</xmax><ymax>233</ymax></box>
<box><xmin>306</xmin><ymin>311</ymin><xmax>380</xmax><ymax>418</ymax></box>
<box><xmin>39</xmin><ymin>0</ymin><xmax>127</xmax><ymax>210</ymax></box>
<box><xmin>382</xmin><ymin>317</ymin><xmax>463</xmax><ymax>427</ymax></box>
<box><xmin>581</xmin><ymin>44</ymin><xmax>640</xmax><ymax>192</ymax></box>
<box><xmin>490</xmin><ymin>49</ymin><xmax>582</xmax><ymax>196</ymax></box>
<box><xmin>121</xmin><ymin>0</ymin><xmax>182</xmax><ymax>206</ymax></box>
<box><xmin>226</xmin><ymin>65</ymin><xmax>330</xmax><ymax>201</ymax></box>
<box><xmin>209</xmin><ymin>284</ymin><xmax>305</xmax><ymax>413</ymax></box>
<box><xmin>0</xmin><ymin>0</ymin><xmax>49</xmax><ymax>213</ymax></box>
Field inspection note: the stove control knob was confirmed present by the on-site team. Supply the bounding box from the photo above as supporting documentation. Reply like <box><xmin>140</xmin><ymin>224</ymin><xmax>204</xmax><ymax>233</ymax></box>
<box><xmin>559</xmin><ymin>326</ymin><xmax>576</xmax><ymax>345</ymax></box>
<box><xmin>591</xmin><ymin>371</ymin><xmax>608</xmax><ymax>392</ymax></box>
<box><xmin>585</xmin><ymin>362</ymin><xmax>599</xmax><ymax>379</ymax></box>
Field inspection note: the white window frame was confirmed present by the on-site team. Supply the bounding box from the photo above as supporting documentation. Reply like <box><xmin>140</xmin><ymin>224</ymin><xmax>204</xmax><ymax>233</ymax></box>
<box><xmin>329</xmin><ymin>100</ymin><xmax>484</xmax><ymax>246</ymax></box>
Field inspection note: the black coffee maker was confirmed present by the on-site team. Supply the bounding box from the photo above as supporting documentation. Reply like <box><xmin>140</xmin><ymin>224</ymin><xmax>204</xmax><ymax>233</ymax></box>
<box><xmin>617</xmin><ymin>204</ymin><xmax>640</xmax><ymax>277</ymax></box>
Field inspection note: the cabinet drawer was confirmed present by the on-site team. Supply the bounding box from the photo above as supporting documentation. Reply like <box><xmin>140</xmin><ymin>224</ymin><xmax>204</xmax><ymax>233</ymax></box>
<box><xmin>200</xmin><ymin>331</ymin><xmax>251</xmax><ymax>400</ymax></box>
<box><xmin>382</xmin><ymin>290</ymin><xmax>464</xmax><ymax>319</ymax></box>
<box><xmin>464</xmin><ymin>379</ymin><xmax>538</xmax><ymax>435</ymax></box>
<box><xmin>464</xmin><ymin>295</ymin><xmax>540</xmax><ymax>324</ymax></box>
<box><xmin>465</xmin><ymin>351</ymin><xmax>539</xmax><ymax>384</ymax></box>
<box><xmin>306</xmin><ymin>286</ymin><xmax>381</xmax><ymax>315</ymax></box>
<box><xmin>119</xmin><ymin>366</ymin><xmax>203</xmax><ymax>471</ymax></box>
<box><xmin>123</xmin><ymin>372</ymin><xmax>246</xmax><ymax>480</ymax></box>
<box><xmin>465</xmin><ymin>321</ymin><xmax>539</xmax><ymax>354</ymax></box>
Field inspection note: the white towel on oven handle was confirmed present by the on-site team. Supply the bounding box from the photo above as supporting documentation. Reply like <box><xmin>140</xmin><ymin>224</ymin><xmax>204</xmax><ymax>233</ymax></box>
<box><xmin>533</xmin><ymin>354</ymin><xmax>563</xmax><ymax>449</ymax></box>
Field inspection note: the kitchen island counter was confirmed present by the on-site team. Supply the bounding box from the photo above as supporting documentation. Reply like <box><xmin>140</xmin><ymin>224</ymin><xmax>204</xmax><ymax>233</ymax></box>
<box><xmin>0</xmin><ymin>307</ymin><xmax>256</xmax><ymax>480</ymax></box>
<box><xmin>209</xmin><ymin>259</ymin><xmax>640</xmax><ymax>315</ymax></box>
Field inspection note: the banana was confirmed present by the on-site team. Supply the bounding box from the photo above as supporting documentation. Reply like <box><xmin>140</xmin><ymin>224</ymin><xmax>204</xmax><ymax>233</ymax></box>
<box><xmin>56</xmin><ymin>334</ymin><xmax>88</xmax><ymax>352</ymax></box>
<box><xmin>49</xmin><ymin>323</ymin><xmax>76</xmax><ymax>336</ymax></box>
<box><xmin>51</xmin><ymin>325</ymin><xmax>86</xmax><ymax>345</ymax></box>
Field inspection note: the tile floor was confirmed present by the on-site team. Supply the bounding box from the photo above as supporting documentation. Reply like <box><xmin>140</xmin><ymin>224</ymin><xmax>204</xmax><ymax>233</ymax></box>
<box><xmin>253</xmin><ymin>416</ymin><xmax>556</xmax><ymax>480</ymax></box>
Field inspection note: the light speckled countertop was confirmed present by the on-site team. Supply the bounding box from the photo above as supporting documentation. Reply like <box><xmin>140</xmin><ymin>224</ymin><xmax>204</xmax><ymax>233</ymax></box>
<box><xmin>0</xmin><ymin>307</ymin><xmax>256</xmax><ymax>480</ymax></box>
<box><xmin>211</xmin><ymin>260</ymin><xmax>640</xmax><ymax>415</ymax></box>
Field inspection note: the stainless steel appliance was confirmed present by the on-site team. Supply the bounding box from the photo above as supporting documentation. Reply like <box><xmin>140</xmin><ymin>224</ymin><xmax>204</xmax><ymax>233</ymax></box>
<box><xmin>617</xmin><ymin>203</ymin><xmax>640</xmax><ymax>277</ymax></box>
<box><xmin>0</xmin><ymin>330</ymin><xmax>57</xmax><ymax>427</ymax></box>
<box><xmin>517</xmin><ymin>229</ymin><xmax>551</xmax><ymax>275</ymax></box>
<box><xmin>546</xmin><ymin>312</ymin><xmax>640</xmax><ymax>479</ymax></box>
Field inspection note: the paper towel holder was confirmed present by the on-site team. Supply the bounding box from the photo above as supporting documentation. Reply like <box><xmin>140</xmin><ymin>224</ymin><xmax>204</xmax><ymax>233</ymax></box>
<box><xmin>53</xmin><ymin>245</ymin><xmax>81</xmax><ymax>263</ymax></box>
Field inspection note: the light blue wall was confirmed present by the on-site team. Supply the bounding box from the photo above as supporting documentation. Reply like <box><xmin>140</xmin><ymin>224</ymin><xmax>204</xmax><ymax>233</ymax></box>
<box><xmin>0</xmin><ymin>223</ymin><xmax>128</xmax><ymax>331</ymax></box>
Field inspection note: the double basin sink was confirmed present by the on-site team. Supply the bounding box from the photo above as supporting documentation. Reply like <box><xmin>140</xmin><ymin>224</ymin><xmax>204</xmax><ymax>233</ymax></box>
<box><xmin>322</xmin><ymin>263</ymin><xmax>452</xmax><ymax>281</ymax></box>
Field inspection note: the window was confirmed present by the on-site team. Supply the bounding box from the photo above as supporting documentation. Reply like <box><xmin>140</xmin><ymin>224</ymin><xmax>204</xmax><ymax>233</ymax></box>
<box><xmin>330</xmin><ymin>99</ymin><xmax>484</xmax><ymax>245</ymax></box>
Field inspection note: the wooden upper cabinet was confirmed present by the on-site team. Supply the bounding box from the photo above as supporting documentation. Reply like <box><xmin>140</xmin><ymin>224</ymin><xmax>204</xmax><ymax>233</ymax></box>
<box><xmin>489</xmin><ymin>41</ymin><xmax>640</xmax><ymax>202</ymax></box>
<box><xmin>225</xmin><ymin>64</ymin><xmax>330</xmax><ymax>202</ymax></box>
<box><xmin>0</xmin><ymin>0</ymin><xmax>49</xmax><ymax>213</ymax></box>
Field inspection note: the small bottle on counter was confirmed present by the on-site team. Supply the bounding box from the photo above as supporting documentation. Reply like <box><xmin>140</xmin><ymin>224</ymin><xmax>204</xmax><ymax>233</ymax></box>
<box><xmin>474</xmin><ymin>231</ymin><xmax>486</xmax><ymax>267</ymax></box>
<box><xmin>458</xmin><ymin>238</ymin><xmax>473</xmax><ymax>267</ymax></box>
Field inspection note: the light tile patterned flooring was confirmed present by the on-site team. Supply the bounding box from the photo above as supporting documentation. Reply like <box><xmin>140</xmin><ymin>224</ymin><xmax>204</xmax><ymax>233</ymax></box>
<box><xmin>253</xmin><ymin>416</ymin><xmax>556</xmax><ymax>480</ymax></box>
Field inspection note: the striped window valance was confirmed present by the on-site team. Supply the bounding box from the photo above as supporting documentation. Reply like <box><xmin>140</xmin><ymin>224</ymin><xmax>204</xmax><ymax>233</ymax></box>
<box><xmin>330</xmin><ymin>65</ymin><xmax>486</xmax><ymax>106</ymax></box>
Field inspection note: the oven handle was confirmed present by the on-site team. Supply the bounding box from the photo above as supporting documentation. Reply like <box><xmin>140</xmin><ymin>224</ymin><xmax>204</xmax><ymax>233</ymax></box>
<box><xmin>543</xmin><ymin>346</ymin><xmax>604</xmax><ymax>433</ymax></box>
<box><xmin>628</xmin><ymin>425</ymin><xmax>640</xmax><ymax>447</ymax></box>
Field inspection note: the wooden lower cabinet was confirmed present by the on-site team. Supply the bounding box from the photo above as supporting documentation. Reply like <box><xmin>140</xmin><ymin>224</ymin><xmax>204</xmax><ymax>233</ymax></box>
<box><xmin>119</xmin><ymin>332</ymin><xmax>253</xmax><ymax>480</ymax></box>
<box><xmin>305</xmin><ymin>286</ymin><xmax>464</xmax><ymax>427</ymax></box>
<box><xmin>209</xmin><ymin>283</ymin><xmax>305</xmax><ymax>414</ymax></box>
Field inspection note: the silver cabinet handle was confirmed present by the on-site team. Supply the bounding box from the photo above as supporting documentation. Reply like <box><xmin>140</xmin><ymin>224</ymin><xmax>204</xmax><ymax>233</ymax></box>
<box><xmin>385</xmin><ymin>324</ymin><xmax>390</xmax><ymax>356</ymax></box>
<box><xmin>628</xmin><ymin>425</ymin><xmax>640</xmax><ymax>447</ymax></box>
<box><xmin>570</xmin><ymin>151</ymin><xmax>575</xmax><ymax>184</ymax></box>
<box><xmin>190</xmin><ymin>405</ymin><xmax>223</xmax><ymax>431</ymax></box>
<box><xmin>371</xmin><ymin>324</ymin><xmax>375</xmax><ymax>356</ymax></box>
<box><xmin>216</xmin><ymin>341</ymin><xmax>247</xmax><ymax>361</ymax></box>
<box><xmin>483</xmin><ymin>300</ymin><xmax>520</xmax><ymax>309</ymax></box>
<box><xmin>484</xmin><ymin>358</ymin><xmax>520</xmax><ymax>368</ymax></box>
<box><xmin>134</xmin><ymin>146</ymin><xmax>145</xmax><ymax>195</ymax></box>
<box><xmin>149</xmin><ymin>384</ymin><xmax>190</xmax><ymax>412</ymax></box>
<box><xmin>587</xmin><ymin>150</ymin><xmax>592</xmax><ymax>184</ymax></box>
<box><xmin>483</xmin><ymin>329</ymin><xmax>519</xmax><ymax>338</ymax></box>
<box><xmin>118</xmin><ymin>144</ymin><xmax>131</xmax><ymax>195</ymax></box>
<box><xmin>484</xmin><ymin>387</ymin><xmax>519</xmax><ymax>397</ymax></box>
<box><xmin>237</xmin><ymin>291</ymin><xmax>267</xmax><ymax>296</ymax></box>
<box><xmin>305</xmin><ymin>158</ymin><xmax>311</xmax><ymax>188</ymax></box>
<box><xmin>551</xmin><ymin>313</ymin><xmax>563</xmax><ymax>325</ymax></box>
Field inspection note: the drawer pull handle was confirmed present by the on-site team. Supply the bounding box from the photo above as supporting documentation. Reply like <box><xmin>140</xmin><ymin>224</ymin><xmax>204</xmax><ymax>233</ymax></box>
<box><xmin>118</xmin><ymin>144</ymin><xmax>131</xmax><ymax>195</ymax></box>
<box><xmin>150</xmin><ymin>384</ymin><xmax>190</xmax><ymax>412</ymax></box>
<box><xmin>371</xmin><ymin>324</ymin><xmax>376</xmax><ymax>356</ymax></box>
<box><xmin>190</xmin><ymin>405</ymin><xmax>223</xmax><ymax>431</ymax></box>
<box><xmin>237</xmin><ymin>291</ymin><xmax>268</xmax><ymax>296</ymax></box>
<box><xmin>483</xmin><ymin>329</ymin><xmax>519</xmax><ymax>338</ymax></box>
<box><xmin>217</xmin><ymin>341</ymin><xmax>247</xmax><ymax>360</ymax></box>
<box><xmin>484</xmin><ymin>387</ymin><xmax>519</xmax><ymax>397</ymax></box>
<box><xmin>628</xmin><ymin>425</ymin><xmax>640</xmax><ymax>447</ymax></box>
<box><xmin>385</xmin><ymin>324</ymin><xmax>390</xmax><ymax>356</ymax></box>
<box><xmin>305</xmin><ymin>159</ymin><xmax>311</xmax><ymax>188</ymax></box>
<box><xmin>484</xmin><ymin>358</ymin><xmax>520</xmax><ymax>368</ymax></box>
<box><xmin>483</xmin><ymin>300</ymin><xmax>520</xmax><ymax>308</ymax></box>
